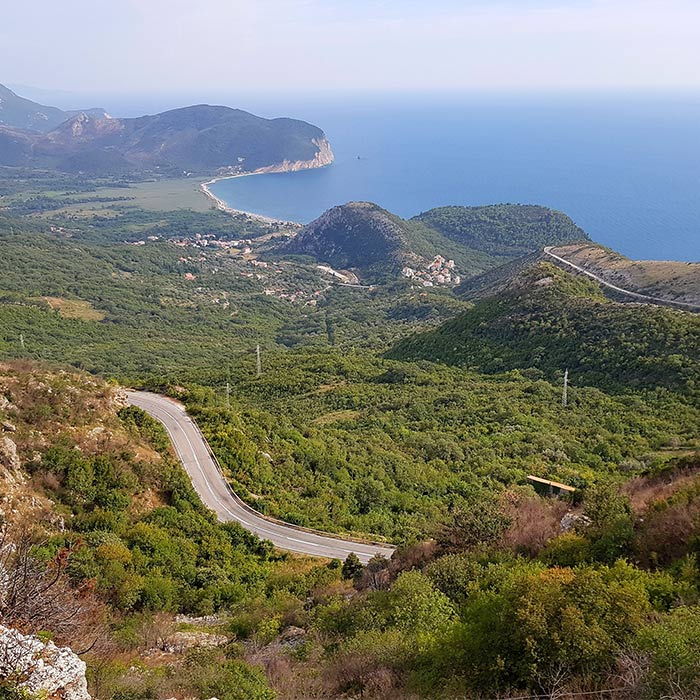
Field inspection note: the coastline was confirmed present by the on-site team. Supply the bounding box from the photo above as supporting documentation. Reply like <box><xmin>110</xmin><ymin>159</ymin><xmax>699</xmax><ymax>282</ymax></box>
<box><xmin>200</xmin><ymin>136</ymin><xmax>334</xmax><ymax>225</ymax></box>
<box><xmin>200</xmin><ymin>172</ymin><xmax>291</xmax><ymax>225</ymax></box>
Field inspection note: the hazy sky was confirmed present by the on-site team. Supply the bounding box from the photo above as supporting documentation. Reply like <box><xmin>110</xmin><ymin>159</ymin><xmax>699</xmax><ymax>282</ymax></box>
<box><xmin>3</xmin><ymin>0</ymin><xmax>700</xmax><ymax>94</ymax></box>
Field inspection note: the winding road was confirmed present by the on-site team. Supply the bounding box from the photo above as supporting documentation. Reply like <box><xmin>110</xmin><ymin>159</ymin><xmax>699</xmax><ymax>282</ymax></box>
<box><xmin>543</xmin><ymin>247</ymin><xmax>700</xmax><ymax>311</ymax></box>
<box><xmin>127</xmin><ymin>391</ymin><xmax>395</xmax><ymax>564</ymax></box>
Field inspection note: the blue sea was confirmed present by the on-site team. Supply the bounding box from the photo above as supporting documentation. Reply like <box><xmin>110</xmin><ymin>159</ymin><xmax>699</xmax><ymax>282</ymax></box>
<box><xmin>203</xmin><ymin>93</ymin><xmax>700</xmax><ymax>262</ymax></box>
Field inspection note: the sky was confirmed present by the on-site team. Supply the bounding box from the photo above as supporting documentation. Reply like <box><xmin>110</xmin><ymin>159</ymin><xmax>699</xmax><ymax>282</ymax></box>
<box><xmin>3</xmin><ymin>0</ymin><xmax>700</xmax><ymax>96</ymax></box>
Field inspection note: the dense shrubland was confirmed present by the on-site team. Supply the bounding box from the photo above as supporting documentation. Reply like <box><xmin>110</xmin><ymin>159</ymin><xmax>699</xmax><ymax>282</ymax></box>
<box><xmin>392</xmin><ymin>263</ymin><xmax>700</xmax><ymax>395</ymax></box>
<box><xmin>1</xmin><ymin>186</ymin><xmax>700</xmax><ymax>698</ymax></box>
<box><xmin>180</xmin><ymin>349</ymin><xmax>700</xmax><ymax>542</ymax></box>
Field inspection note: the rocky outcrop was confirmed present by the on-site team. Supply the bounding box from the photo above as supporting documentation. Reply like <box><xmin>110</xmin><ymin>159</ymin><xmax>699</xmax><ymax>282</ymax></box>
<box><xmin>0</xmin><ymin>436</ymin><xmax>20</xmax><ymax>472</ymax></box>
<box><xmin>0</xmin><ymin>625</ymin><xmax>90</xmax><ymax>700</ymax></box>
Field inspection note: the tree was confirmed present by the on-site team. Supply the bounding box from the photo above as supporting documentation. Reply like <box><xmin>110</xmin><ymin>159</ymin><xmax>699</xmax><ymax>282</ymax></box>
<box><xmin>0</xmin><ymin>517</ymin><xmax>99</xmax><ymax>642</ymax></box>
<box><xmin>388</xmin><ymin>571</ymin><xmax>455</xmax><ymax>653</ymax></box>
<box><xmin>636</xmin><ymin>605</ymin><xmax>700</xmax><ymax>699</ymax></box>
<box><xmin>582</xmin><ymin>483</ymin><xmax>634</xmax><ymax>562</ymax></box>
<box><xmin>342</xmin><ymin>553</ymin><xmax>364</xmax><ymax>582</ymax></box>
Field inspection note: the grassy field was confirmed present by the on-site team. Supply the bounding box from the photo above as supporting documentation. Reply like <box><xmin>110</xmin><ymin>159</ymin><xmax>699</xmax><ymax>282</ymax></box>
<box><xmin>91</xmin><ymin>178</ymin><xmax>213</xmax><ymax>212</ymax></box>
<box><xmin>37</xmin><ymin>297</ymin><xmax>106</xmax><ymax>321</ymax></box>
<box><xmin>0</xmin><ymin>177</ymin><xmax>214</xmax><ymax>216</ymax></box>
<box><xmin>551</xmin><ymin>243</ymin><xmax>700</xmax><ymax>304</ymax></box>
<box><xmin>58</xmin><ymin>178</ymin><xmax>214</xmax><ymax>215</ymax></box>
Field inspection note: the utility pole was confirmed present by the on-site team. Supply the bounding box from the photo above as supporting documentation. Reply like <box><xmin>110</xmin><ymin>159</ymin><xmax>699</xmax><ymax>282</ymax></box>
<box><xmin>19</xmin><ymin>333</ymin><xmax>25</xmax><ymax>351</ymax></box>
<box><xmin>256</xmin><ymin>344</ymin><xmax>262</xmax><ymax>377</ymax></box>
<box><xmin>562</xmin><ymin>368</ymin><xmax>569</xmax><ymax>407</ymax></box>
<box><xmin>225</xmin><ymin>382</ymin><xmax>231</xmax><ymax>408</ymax></box>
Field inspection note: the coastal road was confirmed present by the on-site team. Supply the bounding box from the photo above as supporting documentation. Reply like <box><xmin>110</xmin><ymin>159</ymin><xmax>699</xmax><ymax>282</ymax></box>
<box><xmin>543</xmin><ymin>247</ymin><xmax>700</xmax><ymax>311</ymax></box>
<box><xmin>127</xmin><ymin>391</ymin><xmax>395</xmax><ymax>564</ymax></box>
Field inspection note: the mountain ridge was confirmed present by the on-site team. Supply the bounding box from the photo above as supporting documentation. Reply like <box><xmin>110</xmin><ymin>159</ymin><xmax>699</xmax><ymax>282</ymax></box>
<box><xmin>0</xmin><ymin>85</ymin><xmax>334</xmax><ymax>176</ymax></box>
<box><xmin>0</xmin><ymin>82</ymin><xmax>107</xmax><ymax>132</ymax></box>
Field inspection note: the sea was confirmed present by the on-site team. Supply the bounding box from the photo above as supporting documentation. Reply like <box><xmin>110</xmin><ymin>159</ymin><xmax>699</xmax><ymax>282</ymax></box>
<box><xmin>47</xmin><ymin>90</ymin><xmax>700</xmax><ymax>262</ymax></box>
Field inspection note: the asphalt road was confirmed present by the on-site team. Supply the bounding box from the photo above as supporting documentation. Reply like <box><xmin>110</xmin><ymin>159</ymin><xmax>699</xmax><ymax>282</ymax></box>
<box><xmin>543</xmin><ymin>246</ymin><xmax>700</xmax><ymax>311</ymax></box>
<box><xmin>127</xmin><ymin>391</ymin><xmax>396</xmax><ymax>564</ymax></box>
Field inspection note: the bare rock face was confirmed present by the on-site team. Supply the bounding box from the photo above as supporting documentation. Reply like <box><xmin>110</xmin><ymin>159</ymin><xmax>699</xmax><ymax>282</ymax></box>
<box><xmin>0</xmin><ymin>625</ymin><xmax>90</xmax><ymax>700</ymax></box>
<box><xmin>0</xmin><ymin>436</ymin><xmax>20</xmax><ymax>472</ymax></box>
<box><xmin>109</xmin><ymin>387</ymin><xmax>129</xmax><ymax>409</ymax></box>
<box><xmin>254</xmin><ymin>136</ymin><xmax>335</xmax><ymax>174</ymax></box>
<box><xmin>560</xmin><ymin>512</ymin><xmax>592</xmax><ymax>533</ymax></box>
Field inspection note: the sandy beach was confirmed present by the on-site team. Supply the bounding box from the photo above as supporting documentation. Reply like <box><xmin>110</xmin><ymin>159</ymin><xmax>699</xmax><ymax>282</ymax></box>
<box><xmin>200</xmin><ymin>172</ymin><xmax>290</xmax><ymax>225</ymax></box>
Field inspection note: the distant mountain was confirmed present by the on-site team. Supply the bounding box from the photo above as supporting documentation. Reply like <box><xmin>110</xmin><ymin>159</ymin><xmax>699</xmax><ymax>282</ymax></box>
<box><xmin>0</xmin><ymin>83</ymin><xmax>107</xmax><ymax>132</ymax></box>
<box><xmin>389</xmin><ymin>259</ymin><xmax>700</xmax><ymax>394</ymax></box>
<box><xmin>283</xmin><ymin>202</ymin><xmax>590</xmax><ymax>283</ymax></box>
<box><xmin>0</xmin><ymin>86</ymin><xmax>334</xmax><ymax>176</ymax></box>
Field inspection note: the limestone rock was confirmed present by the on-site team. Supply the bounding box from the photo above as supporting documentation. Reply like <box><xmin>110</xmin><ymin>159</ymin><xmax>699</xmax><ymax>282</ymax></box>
<box><xmin>560</xmin><ymin>512</ymin><xmax>592</xmax><ymax>533</ymax></box>
<box><xmin>0</xmin><ymin>624</ymin><xmax>90</xmax><ymax>700</ymax></box>
<box><xmin>0</xmin><ymin>436</ymin><xmax>20</xmax><ymax>471</ymax></box>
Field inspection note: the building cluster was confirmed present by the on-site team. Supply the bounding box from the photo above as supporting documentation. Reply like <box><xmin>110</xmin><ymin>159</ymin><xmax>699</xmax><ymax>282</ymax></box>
<box><xmin>401</xmin><ymin>255</ymin><xmax>461</xmax><ymax>287</ymax></box>
<box><xmin>172</xmin><ymin>233</ymin><xmax>255</xmax><ymax>252</ymax></box>
<box><xmin>121</xmin><ymin>231</ymin><xmax>366</xmax><ymax>306</ymax></box>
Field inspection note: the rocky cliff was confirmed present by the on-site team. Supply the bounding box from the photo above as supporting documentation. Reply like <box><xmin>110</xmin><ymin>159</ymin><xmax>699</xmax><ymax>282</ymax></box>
<box><xmin>253</xmin><ymin>136</ymin><xmax>334</xmax><ymax>174</ymax></box>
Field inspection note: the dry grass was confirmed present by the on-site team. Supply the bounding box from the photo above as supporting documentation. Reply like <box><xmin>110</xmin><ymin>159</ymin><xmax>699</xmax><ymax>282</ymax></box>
<box><xmin>312</xmin><ymin>410</ymin><xmax>362</xmax><ymax>426</ymax></box>
<box><xmin>624</xmin><ymin>459</ymin><xmax>700</xmax><ymax>513</ymax></box>
<box><xmin>40</xmin><ymin>296</ymin><xmax>106</xmax><ymax>321</ymax></box>
<box><xmin>550</xmin><ymin>244</ymin><xmax>700</xmax><ymax>305</ymax></box>
<box><xmin>501</xmin><ymin>490</ymin><xmax>570</xmax><ymax>556</ymax></box>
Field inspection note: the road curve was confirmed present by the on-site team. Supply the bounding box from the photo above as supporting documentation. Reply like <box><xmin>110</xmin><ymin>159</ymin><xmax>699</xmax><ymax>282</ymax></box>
<box><xmin>127</xmin><ymin>391</ymin><xmax>395</xmax><ymax>564</ymax></box>
<box><xmin>543</xmin><ymin>247</ymin><xmax>700</xmax><ymax>311</ymax></box>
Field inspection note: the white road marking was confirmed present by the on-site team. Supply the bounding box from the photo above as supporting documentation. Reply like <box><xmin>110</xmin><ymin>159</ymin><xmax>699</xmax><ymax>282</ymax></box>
<box><xmin>128</xmin><ymin>392</ymin><xmax>396</xmax><ymax>563</ymax></box>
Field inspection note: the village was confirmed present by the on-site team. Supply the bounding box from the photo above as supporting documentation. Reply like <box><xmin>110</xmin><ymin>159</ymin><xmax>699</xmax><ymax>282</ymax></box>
<box><xmin>126</xmin><ymin>232</ymin><xmax>460</xmax><ymax>307</ymax></box>
<box><xmin>401</xmin><ymin>255</ymin><xmax>461</xmax><ymax>287</ymax></box>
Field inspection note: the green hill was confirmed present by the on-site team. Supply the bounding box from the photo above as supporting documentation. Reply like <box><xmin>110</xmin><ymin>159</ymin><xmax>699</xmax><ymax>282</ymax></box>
<box><xmin>411</xmin><ymin>204</ymin><xmax>589</xmax><ymax>257</ymax></box>
<box><xmin>390</xmin><ymin>261</ymin><xmax>700</xmax><ymax>394</ymax></box>
<box><xmin>284</xmin><ymin>202</ymin><xmax>423</xmax><ymax>273</ymax></box>
<box><xmin>283</xmin><ymin>202</ymin><xmax>593</xmax><ymax>283</ymax></box>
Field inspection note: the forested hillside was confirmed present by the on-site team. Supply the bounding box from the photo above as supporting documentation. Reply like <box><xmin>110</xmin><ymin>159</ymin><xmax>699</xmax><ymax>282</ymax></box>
<box><xmin>1</xmin><ymin>169</ymin><xmax>699</xmax><ymax>700</ymax></box>
<box><xmin>282</xmin><ymin>201</ymin><xmax>591</xmax><ymax>283</ymax></box>
<box><xmin>0</xmin><ymin>85</ymin><xmax>333</xmax><ymax>176</ymax></box>
<box><xmin>412</xmin><ymin>204</ymin><xmax>588</xmax><ymax>256</ymax></box>
<box><xmin>391</xmin><ymin>262</ymin><xmax>700</xmax><ymax>395</ymax></box>
<box><xmin>181</xmin><ymin>348</ymin><xmax>700</xmax><ymax>540</ymax></box>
